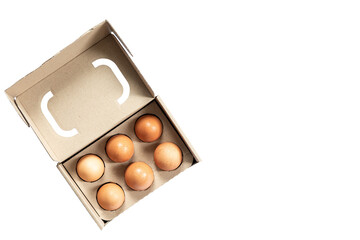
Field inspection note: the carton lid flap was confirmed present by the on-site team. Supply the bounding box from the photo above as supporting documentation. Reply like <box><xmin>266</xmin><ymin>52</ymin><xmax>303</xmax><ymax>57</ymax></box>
<box><xmin>6</xmin><ymin>21</ymin><xmax>155</xmax><ymax>162</ymax></box>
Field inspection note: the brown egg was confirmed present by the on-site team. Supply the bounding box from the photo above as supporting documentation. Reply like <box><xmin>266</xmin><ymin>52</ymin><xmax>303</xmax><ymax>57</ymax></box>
<box><xmin>97</xmin><ymin>183</ymin><xmax>125</xmax><ymax>211</ymax></box>
<box><xmin>154</xmin><ymin>142</ymin><xmax>183</xmax><ymax>171</ymax></box>
<box><xmin>76</xmin><ymin>154</ymin><xmax>105</xmax><ymax>182</ymax></box>
<box><xmin>135</xmin><ymin>114</ymin><xmax>163</xmax><ymax>142</ymax></box>
<box><xmin>125</xmin><ymin>162</ymin><xmax>154</xmax><ymax>191</ymax></box>
<box><xmin>106</xmin><ymin>134</ymin><xmax>134</xmax><ymax>163</ymax></box>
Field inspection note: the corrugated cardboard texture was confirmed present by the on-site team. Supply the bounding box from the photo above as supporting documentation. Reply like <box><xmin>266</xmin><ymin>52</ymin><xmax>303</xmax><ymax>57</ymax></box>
<box><xmin>15</xmin><ymin>34</ymin><xmax>154</xmax><ymax>162</ymax></box>
<box><xmin>61</xmin><ymin>99</ymin><xmax>194</xmax><ymax>221</ymax></box>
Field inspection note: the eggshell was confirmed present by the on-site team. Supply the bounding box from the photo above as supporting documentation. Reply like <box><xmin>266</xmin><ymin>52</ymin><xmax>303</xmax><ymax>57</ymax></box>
<box><xmin>97</xmin><ymin>183</ymin><xmax>125</xmax><ymax>211</ymax></box>
<box><xmin>76</xmin><ymin>154</ymin><xmax>105</xmax><ymax>182</ymax></box>
<box><xmin>125</xmin><ymin>162</ymin><xmax>154</xmax><ymax>191</ymax></box>
<box><xmin>154</xmin><ymin>142</ymin><xmax>183</xmax><ymax>171</ymax></box>
<box><xmin>135</xmin><ymin>114</ymin><xmax>163</xmax><ymax>142</ymax></box>
<box><xmin>106</xmin><ymin>134</ymin><xmax>134</xmax><ymax>163</ymax></box>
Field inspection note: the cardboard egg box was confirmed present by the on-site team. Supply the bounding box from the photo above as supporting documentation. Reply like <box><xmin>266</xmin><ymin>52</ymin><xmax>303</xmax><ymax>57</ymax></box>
<box><xmin>5</xmin><ymin>20</ymin><xmax>200</xmax><ymax>229</ymax></box>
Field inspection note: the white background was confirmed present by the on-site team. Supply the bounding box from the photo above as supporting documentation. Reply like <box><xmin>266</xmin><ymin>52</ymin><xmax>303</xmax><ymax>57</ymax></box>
<box><xmin>0</xmin><ymin>0</ymin><xmax>360</xmax><ymax>239</ymax></box>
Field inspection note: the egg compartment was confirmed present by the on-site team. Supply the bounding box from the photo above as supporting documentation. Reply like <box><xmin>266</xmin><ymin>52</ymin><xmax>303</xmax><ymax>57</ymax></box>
<box><xmin>61</xmin><ymin>98</ymin><xmax>194</xmax><ymax>222</ymax></box>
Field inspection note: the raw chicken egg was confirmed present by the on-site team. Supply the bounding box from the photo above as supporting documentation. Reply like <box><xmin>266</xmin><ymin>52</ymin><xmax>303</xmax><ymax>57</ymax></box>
<box><xmin>97</xmin><ymin>183</ymin><xmax>125</xmax><ymax>211</ymax></box>
<box><xmin>125</xmin><ymin>162</ymin><xmax>154</xmax><ymax>191</ymax></box>
<box><xmin>106</xmin><ymin>134</ymin><xmax>134</xmax><ymax>163</ymax></box>
<box><xmin>135</xmin><ymin>114</ymin><xmax>163</xmax><ymax>142</ymax></box>
<box><xmin>154</xmin><ymin>142</ymin><xmax>182</xmax><ymax>171</ymax></box>
<box><xmin>76</xmin><ymin>154</ymin><xmax>105</xmax><ymax>182</ymax></box>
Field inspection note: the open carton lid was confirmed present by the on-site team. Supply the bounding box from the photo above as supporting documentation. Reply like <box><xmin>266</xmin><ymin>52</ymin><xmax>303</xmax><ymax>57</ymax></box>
<box><xmin>5</xmin><ymin>20</ymin><xmax>155</xmax><ymax>162</ymax></box>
